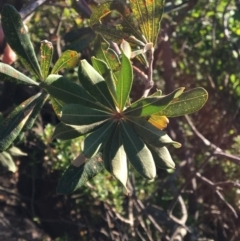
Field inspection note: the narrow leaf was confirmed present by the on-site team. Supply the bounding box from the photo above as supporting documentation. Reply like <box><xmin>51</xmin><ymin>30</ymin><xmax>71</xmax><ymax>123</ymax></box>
<box><xmin>91</xmin><ymin>57</ymin><xmax>117</xmax><ymax>103</ymax></box>
<box><xmin>53</xmin><ymin>120</ymin><xmax>107</xmax><ymax>140</ymax></box>
<box><xmin>79</xmin><ymin>60</ymin><xmax>115</xmax><ymax>109</ymax></box>
<box><xmin>56</xmin><ymin>153</ymin><xmax>104</xmax><ymax>194</ymax></box>
<box><xmin>129</xmin><ymin>0</ymin><xmax>165</xmax><ymax>45</ymax></box>
<box><xmin>130</xmin><ymin>117</ymin><xmax>181</xmax><ymax>148</ymax></box>
<box><xmin>1</xmin><ymin>4</ymin><xmax>42</xmax><ymax>79</ymax></box>
<box><xmin>50</xmin><ymin>97</ymin><xmax>64</xmax><ymax>118</ymax></box>
<box><xmin>82</xmin><ymin>121</ymin><xmax>116</xmax><ymax>158</ymax></box>
<box><xmin>0</xmin><ymin>151</ymin><xmax>17</xmax><ymax>172</ymax></box>
<box><xmin>156</xmin><ymin>87</ymin><xmax>208</xmax><ymax>117</ymax></box>
<box><xmin>120</xmin><ymin>120</ymin><xmax>156</xmax><ymax>179</ymax></box>
<box><xmin>41</xmin><ymin>74</ymin><xmax>106</xmax><ymax>110</ymax></box>
<box><xmin>40</xmin><ymin>40</ymin><xmax>53</xmax><ymax>80</ymax></box>
<box><xmin>51</xmin><ymin>50</ymin><xmax>79</xmax><ymax>74</ymax></box>
<box><xmin>0</xmin><ymin>94</ymin><xmax>41</xmax><ymax>151</ymax></box>
<box><xmin>148</xmin><ymin>145</ymin><xmax>175</xmax><ymax>169</ymax></box>
<box><xmin>0</xmin><ymin>63</ymin><xmax>38</xmax><ymax>86</ymax></box>
<box><xmin>61</xmin><ymin>104</ymin><xmax>111</xmax><ymax>125</ymax></box>
<box><xmin>124</xmin><ymin>87</ymin><xmax>184</xmax><ymax>116</ymax></box>
<box><xmin>116</xmin><ymin>51</ymin><xmax>133</xmax><ymax>110</ymax></box>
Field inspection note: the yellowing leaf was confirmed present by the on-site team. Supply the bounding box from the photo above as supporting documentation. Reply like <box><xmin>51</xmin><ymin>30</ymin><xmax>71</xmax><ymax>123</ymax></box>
<box><xmin>148</xmin><ymin>115</ymin><xmax>169</xmax><ymax>130</ymax></box>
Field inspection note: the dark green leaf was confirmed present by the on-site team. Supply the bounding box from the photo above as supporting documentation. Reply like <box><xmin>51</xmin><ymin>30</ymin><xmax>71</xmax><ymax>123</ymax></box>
<box><xmin>40</xmin><ymin>40</ymin><xmax>53</xmax><ymax>80</ymax></box>
<box><xmin>116</xmin><ymin>51</ymin><xmax>133</xmax><ymax>110</ymax></box>
<box><xmin>124</xmin><ymin>87</ymin><xmax>184</xmax><ymax>116</ymax></box>
<box><xmin>129</xmin><ymin>0</ymin><xmax>165</xmax><ymax>45</ymax></box>
<box><xmin>64</xmin><ymin>27</ymin><xmax>96</xmax><ymax>52</ymax></box>
<box><xmin>51</xmin><ymin>50</ymin><xmax>79</xmax><ymax>74</ymax></box>
<box><xmin>130</xmin><ymin>117</ymin><xmax>181</xmax><ymax>148</ymax></box>
<box><xmin>0</xmin><ymin>93</ymin><xmax>41</xmax><ymax>151</ymax></box>
<box><xmin>156</xmin><ymin>87</ymin><xmax>208</xmax><ymax>117</ymax></box>
<box><xmin>120</xmin><ymin>120</ymin><xmax>156</xmax><ymax>179</ymax></box>
<box><xmin>0</xmin><ymin>63</ymin><xmax>38</xmax><ymax>86</ymax></box>
<box><xmin>53</xmin><ymin>120</ymin><xmax>107</xmax><ymax>140</ymax></box>
<box><xmin>148</xmin><ymin>145</ymin><xmax>175</xmax><ymax>169</ymax></box>
<box><xmin>82</xmin><ymin>121</ymin><xmax>116</xmax><ymax>158</ymax></box>
<box><xmin>41</xmin><ymin>74</ymin><xmax>105</xmax><ymax>110</ymax></box>
<box><xmin>61</xmin><ymin>104</ymin><xmax>111</xmax><ymax>125</ymax></box>
<box><xmin>56</xmin><ymin>153</ymin><xmax>104</xmax><ymax>194</ymax></box>
<box><xmin>91</xmin><ymin>57</ymin><xmax>117</xmax><ymax>104</ymax></box>
<box><xmin>1</xmin><ymin>5</ymin><xmax>42</xmax><ymax>79</ymax></box>
<box><xmin>78</xmin><ymin>60</ymin><xmax>115</xmax><ymax>109</ymax></box>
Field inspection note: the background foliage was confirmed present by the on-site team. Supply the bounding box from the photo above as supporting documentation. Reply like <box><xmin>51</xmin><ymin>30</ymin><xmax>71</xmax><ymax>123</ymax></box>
<box><xmin>0</xmin><ymin>0</ymin><xmax>240</xmax><ymax>240</ymax></box>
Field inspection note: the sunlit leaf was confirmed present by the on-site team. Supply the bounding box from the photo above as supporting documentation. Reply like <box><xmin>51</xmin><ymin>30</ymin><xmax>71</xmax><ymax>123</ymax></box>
<box><xmin>49</xmin><ymin>97</ymin><xmax>64</xmax><ymax>118</ymax></box>
<box><xmin>129</xmin><ymin>117</ymin><xmax>181</xmax><ymax>148</ymax></box>
<box><xmin>0</xmin><ymin>151</ymin><xmax>17</xmax><ymax>172</ymax></box>
<box><xmin>41</xmin><ymin>75</ymin><xmax>105</xmax><ymax>110</ymax></box>
<box><xmin>120</xmin><ymin>120</ymin><xmax>156</xmax><ymax>179</ymax></box>
<box><xmin>148</xmin><ymin>145</ymin><xmax>175</xmax><ymax>169</ymax></box>
<box><xmin>82</xmin><ymin>121</ymin><xmax>116</xmax><ymax>158</ymax></box>
<box><xmin>53</xmin><ymin>120</ymin><xmax>107</xmax><ymax>140</ymax></box>
<box><xmin>56</xmin><ymin>153</ymin><xmax>104</xmax><ymax>194</ymax></box>
<box><xmin>90</xmin><ymin>1</ymin><xmax>145</xmax><ymax>46</ymax></box>
<box><xmin>0</xmin><ymin>63</ymin><xmax>38</xmax><ymax>86</ymax></box>
<box><xmin>91</xmin><ymin>57</ymin><xmax>117</xmax><ymax>103</ymax></box>
<box><xmin>40</xmin><ymin>40</ymin><xmax>53</xmax><ymax>80</ymax></box>
<box><xmin>116</xmin><ymin>51</ymin><xmax>133</xmax><ymax>110</ymax></box>
<box><xmin>7</xmin><ymin>146</ymin><xmax>27</xmax><ymax>156</ymax></box>
<box><xmin>1</xmin><ymin>5</ymin><xmax>42</xmax><ymax>80</ymax></box>
<box><xmin>79</xmin><ymin>60</ymin><xmax>115</xmax><ymax>109</ymax></box>
<box><xmin>129</xmin><ymin>0</ymin><xmax>165</xmax><ymax>45</ymax></box>
<box><xmin>51</xmin><ymin>50</ymin><xmax>79</xmax><ymax>74</ymax></box>
<box><xmin>156</xmin><ymin>87</ymin><xmax>208</xmax><ymax>117</ymax></box>
<box><xmin>103</xmin><ymin>126</ymin><xmax>128</xmax><ymax>193</ymax></box>
<box><xmin>124</xmin><ymin>87</ymin><xmax>184</xmax><ymax>116</ymax></box>
<box><xmin>0</xmin><ymin>93</ymin><xmax>41</xmax><ymax>151</ymax></box>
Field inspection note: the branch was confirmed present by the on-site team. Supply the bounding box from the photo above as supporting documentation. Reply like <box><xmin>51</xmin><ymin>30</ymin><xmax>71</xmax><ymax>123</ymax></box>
<box><xmin>185</xmin><ymin>115</ymin><xmax>240</xmax><ymax>165</ymax></box>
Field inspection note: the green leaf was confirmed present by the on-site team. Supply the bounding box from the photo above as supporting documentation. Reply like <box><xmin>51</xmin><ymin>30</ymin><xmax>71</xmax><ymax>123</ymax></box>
<box><xmin>120</xmin><ymin>120</ymin><xmax>156</xmax><ymax>179</ymax></box>
<box><xmin>56</xmin><ymin>153</ymin><xmax>104</xmax><ymax>194</ymax></box>
<box><xmin>156</xmin><ymin>87</ymin><xmax>208</xmax><ymax>117</ymax></box>
<box><xmin>40</xmin><ymin>40</ymin><xmax>53</xmax><ymax>80</ymax></box>
<box><xmin>22</xmin><ymin>91</ymin><xmax>49</xmax><ymax>131</ymax></box>
<box><xmin>51</xmin><ymin>50</ymin><xmax>79</xmax><ymax>74</ymax></box>
<box><xmin>130</xmin><ymin>117</ymin><xmax>181</xmax><ymax>148</ymax></box>
<box><xmin>64</xmin><ymin>27</ymin><xmax>96</xmax><ymax>52</ymax></box>
<box><xmin>1</xmin><ymin>5</ymin><xmax>42</xmax><ymax>80</ymax></box>
<box><xmin>0</xmin><ymin>151</ymin><xmax>17</xmax><ymax>172</ymax></box>
<box><xmin>82</xmin><ymin>121</ymin><xmax>116</xmax><ymax>158</ymax></box>
<box><xmin>0</xmin><ymin>93</ymin><xmax>41</xmax><ymax>152</ymax></box>
<box><xmin>61</xmin><ymin>104</ymin><xmax>111</xmax><ymax>126</ymax></box>
<box><xmin>108</xmin><ymin>127</ymin><xmax>128</xmax><ymax>193</ymax></box>
<box><xmin>124</xmin><ymin>87</ymin><xmax>184</xmax><ymax>116</ymax></box>
<box><xmin>90</xmin><ymin>1</ymin><xmax>145</xmax><ymax>46</ymax></box>
<box><xmin>129</xmin><ymin>0</ymin><xmax>165</xmax><ymax>45</ymax></box>
<box><xmin>0</xmin><ymin>63</ymin><xmax>38</xmax><ymax>86</ymax></box>
<box><xmin>78</xmin><ymin>60</ymin><xmax>115</xmax><ymax>109</ymax></box>
<box><xmin>116</xmin><ymin>51</ymin><xmax>133</xmax><ymax>110</ymax></box>
<box><xmin>53</xmin><ymin>120</ymin><xmax>107</xmax><ymax>140</ymax></box>
<box><xmin>91</xmin><ymin>57</ymin><xmax>117</xmax><ymax>104</ymax></box>
<box><xmin>49</xmin><ymin>97</ymin><xmax>64</xmax><ymax>118</ymax></box>
<box><xmin>41</xmin><ymin>74</ymin><xmax>105</xmax><ymax>110</ymax></box>
<box><xmin>148</xmin><ymin>145</ymin><xmax>175</xmax><ymax>169</ymax></box>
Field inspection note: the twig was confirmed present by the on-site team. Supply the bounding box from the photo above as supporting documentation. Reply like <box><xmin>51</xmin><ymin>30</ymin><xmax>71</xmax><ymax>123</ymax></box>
<box><xmin>20</xmin><ymin>0</ymin><xmax>48</xmax><ymax>20</ymax></box>
<box><xmin>185</xmin><ymin>115</ymin><xmax>240</xmax><ymax>165</ymax></box>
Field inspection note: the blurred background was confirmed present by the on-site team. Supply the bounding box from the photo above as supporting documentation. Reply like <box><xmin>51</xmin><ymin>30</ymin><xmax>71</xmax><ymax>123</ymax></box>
<box><xmin>0</xmin><ymin>0</ymin><xmax>240</xmax><ymax>240</ymax></box>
